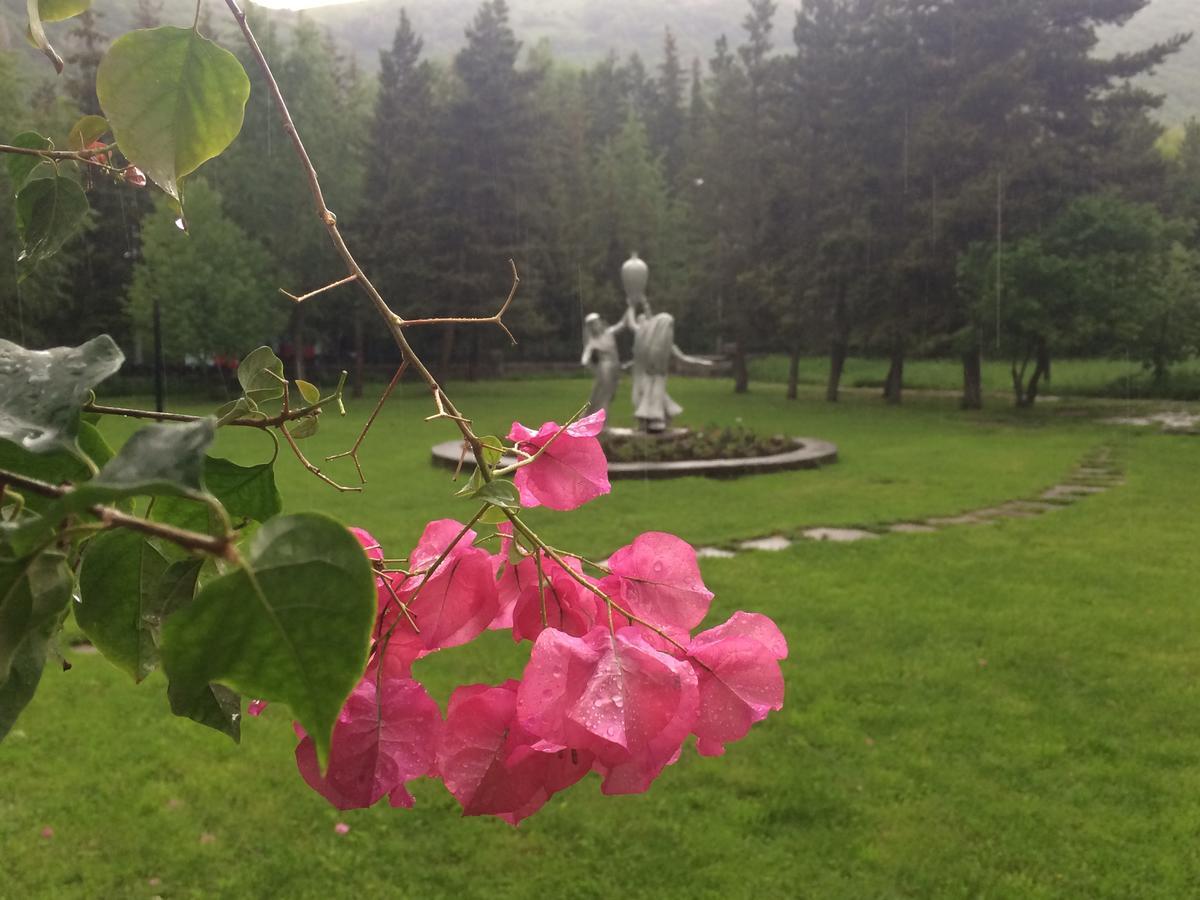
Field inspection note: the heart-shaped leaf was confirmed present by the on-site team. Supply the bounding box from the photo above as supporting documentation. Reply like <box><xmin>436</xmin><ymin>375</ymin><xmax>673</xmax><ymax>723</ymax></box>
<box><xmin>76</xmin><ymin>531</ymin><xmax>170</xmax><ymax>681</ymax></box>
<box><xmin>96</xmin><ymin>26</ymin><xmax>251</xmax><ymax>200</ymax></box>
<box><xmin>66</xmin><ymin>114</ymin><xmax>108</xmax><ymax>152</ymax></box>
<box><xmin>0</xmin><ymin>551</ymin><xmax>72</xmax><ymax>741</ymax></box>
<box><xmin>15</xmin><ymin>175</ymin><xmax>89</xmax><ymax>274</ymax></box>
<box><xmin>0</xmin><ymin>336</ymin><xmax>124</xmax><ymax>456</ymax></box>
<box><xmin>161</xmin><ymin>514</ymin><xmax>376</xmax><ymax>762</ymax></box>
<box><xmin>5</xmin><ymin>132</ymin><xmax>52</xmax><ymax>191</ymax></box>
<box><xmin>237</xmin><ymin>347</ymin><xmax>284</xmax><ymax>404</ymax></box>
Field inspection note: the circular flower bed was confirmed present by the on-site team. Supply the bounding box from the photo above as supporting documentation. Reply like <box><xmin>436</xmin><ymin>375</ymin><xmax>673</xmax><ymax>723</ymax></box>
<box><xmin>600</xmin><ymin>426</ymin><xmax>796</xmax><ymax>463</ymax></box>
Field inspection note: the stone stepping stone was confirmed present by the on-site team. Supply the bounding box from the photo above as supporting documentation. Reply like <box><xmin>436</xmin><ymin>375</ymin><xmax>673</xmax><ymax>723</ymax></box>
<box><xmin>973</xmin><ymin>505</ymin><xmax>1039</xmax><ymax>520</ymax></box>
<box><xmin>801</xmin><ymin>528</ymin><xmax>878</xmax><ymax>543</ymax></box>
<box><xmin>1041</xmin><ymin>484</ymin><xmax>1108</xmax><ymax>501</ymax></box>
<box><xmin>696</xmin><ymin>547</ymin><xmax>737</xmax><ymax>560</ymax></box>
<box><xmin>926</xmin><ymin>514</ymin><xmax>994</xmax><ymax>527</ymax></box>
<box><xmin>889</xmin><ymin>523</ymin><xmax>938</xmax><ymax>534</ymax></box>
<box><xmin>1010</xmin><ymin>500</ymin><xmax>1064</xmax><ymax>513</ymax></box>
<box><xmin>739</xmin><ymin>535</ymin><xmax>794</xmax><ymax>552</ymax></box>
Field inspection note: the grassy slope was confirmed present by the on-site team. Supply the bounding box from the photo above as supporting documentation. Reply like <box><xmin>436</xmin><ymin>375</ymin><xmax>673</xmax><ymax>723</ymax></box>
<box><xmin>92</xmin><ymin>377</ymin><xmax>1108</xmax><ymax>558</ymax></box>
<box><xmin>3</xmin><ymin>382</ymin><xmax>1198</xmax><ymax>898</ymax></box>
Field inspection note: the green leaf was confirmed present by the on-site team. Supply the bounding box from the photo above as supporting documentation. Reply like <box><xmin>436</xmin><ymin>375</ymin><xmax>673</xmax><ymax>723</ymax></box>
<box><xmin>5</xmin><ymin>132</ymin><xmax>52</xmax><ymax>192</ymax></box>
<box><xmin>96</xmin><ymin>26</ymin><xmax>251</xmax><ymax>200</ymax></box>
<box><xmin>66</xmin><ymin>114</ymin><xmax>108</xmax><ymax>152</ymax></box>
<box><xmin>288</xmin><ymin>416</ymin><xmax>319</xmax><ymax>440</ymax></box>
<box><xmin>24</xmin><ymin>0</ymin><xmax>79</xmax><ymax>73</ymax></box>
<box><xmin>237</xmin><ymin>347</ymin><xmax>284</xmax><ymax>404</ymax></box>
<box><xmin>160</xmin><ymin>513</ymin><xmax>375</xmax><ymax>760</ymax></box>
<box><xmin>76</xmin><ymin>531</ymin><xmax>169</xmax><ymax>681</ymax></box>
<box><xmin>0</xmin><ymin>336</ymin><xmax>124</xmax><ymax>456</ymax></box>
<box><xmin>295</xmin><ymin>380</ymin><xmax>320</xmax><ymax>405</ymax></box>
<box><xmin>0</xmin><ymin>551</ymin><xmax>72</xmax><ymax>741</ymax></box>
<box><xmin>168</xmin><ymin>680</ymin><xmax>241</xmax><ymax>742</ymax></box>
<box><xmin>0</xmin><ymin>424</ymin><xmax>113</xmax><ymax>519</ymax></box>
<box><xmin>36</xmin><ymin>0</ymin><xmax>91</xmax><ymax>22</ymax></box>
<box><xmin>7</xmin><ymin>419</ymin><xmax>216</xmax><ymax>557</ymax></box>
<box><xmin>476</xmin><ymin>435</ymin><xmax>505</xmax><ymax>470</ymax></box>
<box><xmin>472</xmin><ymin>479</ymin><xmax>521</xmax><ymax>510</ymax></box>
<box><xmin>454</xmin><ymin>468</ymin><xmax>485</xmax><ymax>498</ymax></box>
<box><xmin>204</xmin><ymin>456</ymin><xmax>281</xmax><ymax>523</ymax></box>
<box><xmin>15</xmin><ymin>176</ymin><xmax>89</xmax><ymax>275</ymax></box>
<box><xmin>478</xmin><ymin>505</ymin><xmax>511</xmax><ymax>526</ymax></box>
<box><xmin>215</xmin><ymin>396</ymin><xmax>258</xmax><ymax>426</ymax></box>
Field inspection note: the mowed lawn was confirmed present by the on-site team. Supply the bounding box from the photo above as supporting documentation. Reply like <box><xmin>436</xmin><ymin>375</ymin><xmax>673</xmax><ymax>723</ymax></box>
<box><xmin>1</xmin><ymin>378</ymin><xmax>1197</xmax><ymax>899</ymax></box>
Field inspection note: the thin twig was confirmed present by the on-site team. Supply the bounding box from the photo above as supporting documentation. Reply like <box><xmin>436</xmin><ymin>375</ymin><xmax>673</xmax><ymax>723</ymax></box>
<box><xmin>84</xmin><ymin>400</ymin><xmax>331</xmax><ymax>429</ymax></box>
<box><xmin>325</xmin><ymin>361</ymin><xmax>409</xmax><ymax>483</ymax></box>
<box><xmin>280</xmin><ymin>274</ymin><xmax>359</xmax><ymax>304</ymax></box>
<box><xmin>221</xmin><ymin>0</ymin><xmax>494</xmax><ymax>473</ymax></box>
<box><xmin>0</xmin><ymin>467</ymin><xmax>233</xmax><ymax>559</ymax></box>
<box><xmin>400</xmin><ymin>260</ymin><xmax>521</xmax><ymax>345</ymax></box>
<box><xmin>278</xmin><ymin>417</ymin><xmax>362</xmax><ymax>494</ymax></box>
<box><xmin>0</xmin><ymin>142</ymin><xmax>116</xmax><ymax>161</ymax></box>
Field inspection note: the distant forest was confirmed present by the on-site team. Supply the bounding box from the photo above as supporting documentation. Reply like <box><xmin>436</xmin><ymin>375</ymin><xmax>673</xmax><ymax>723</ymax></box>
<box><xmin>1</xmin><ymin>0</ymin><xmax>1199</xmax><ymax>408</ymax></box>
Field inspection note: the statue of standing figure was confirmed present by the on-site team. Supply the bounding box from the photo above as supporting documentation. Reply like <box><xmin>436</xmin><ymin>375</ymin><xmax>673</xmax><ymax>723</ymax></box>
<box><xmin>581</xmin><ymin>252</ymin><xmax>710</xmax><ymax>432</ymax></box>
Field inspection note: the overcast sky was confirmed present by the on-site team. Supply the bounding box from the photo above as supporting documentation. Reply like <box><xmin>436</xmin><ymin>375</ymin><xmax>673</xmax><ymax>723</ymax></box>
<box><xmin>252</xmin><ymin>0</ymin><xmax>361</xmax><ymax>9</ymax></box>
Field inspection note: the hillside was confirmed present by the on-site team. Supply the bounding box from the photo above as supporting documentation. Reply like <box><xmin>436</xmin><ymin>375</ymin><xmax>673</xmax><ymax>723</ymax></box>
<box><xmin>1</xmin><ymin>0</ymin><xmax>1196</xmax><ymax>120</ymax></box>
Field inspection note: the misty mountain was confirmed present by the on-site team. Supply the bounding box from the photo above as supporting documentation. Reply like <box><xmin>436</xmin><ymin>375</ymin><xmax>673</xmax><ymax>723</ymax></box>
<box><xmin>1</xmin><ymin>0</ymin><xmax>1196</xmax><ymax>120</ymax></box>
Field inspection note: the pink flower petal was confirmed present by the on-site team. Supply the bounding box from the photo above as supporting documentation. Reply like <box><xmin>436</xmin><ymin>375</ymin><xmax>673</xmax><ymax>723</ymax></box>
<box><xmin>508</xmin><ymin>411</ymin><xmax>610</xmax><ymax>511</ymax></box>
<box><xmin>517</xmin><ymin>626</ymin><xmax>698</xmax><ymax>795</ymax></box>
<box><xmin>603</xmin><ymin>533</ymin><xmax>714</xmax><ymax>636</ymax></box>
<box><xmin>295</xmin><ymin>670</ymin><xmax>441</xmax><ymax>811</ymax></box>
<box><xmin>437</xmin><ymin>680</ymin><xmax>592</xmax><ymax>825</ymax></box>
<box><xmin>334</xmin><ymin>822</ymin><xmax>351</xmax><ymax>835</ymax></box>
<box><xmin>687</xmin><ymin>613</ymin><xmax>787</xmax><ymax>756</ymax></box>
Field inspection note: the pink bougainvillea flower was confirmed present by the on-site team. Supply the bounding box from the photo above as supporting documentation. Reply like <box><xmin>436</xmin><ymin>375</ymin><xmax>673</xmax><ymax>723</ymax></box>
<box><xmin>247</xmin><ymin>699</ymin><xmax>268</xmax><ymax>717</ymax></box>
<box><xmin>372</xmin><ymin>520</ymin><xmax>500</xmax><ymax>671</ymax></box>
<box><xmin>437</xmin><ymin>680</ymin><xmax>592</xmax><ymax>825</ymax></box>
<box><xmin>295</xmin><ymin>668</ymin><xmax>442</xmax><ymax>811</ymax></box>
<box><xmin>349</xmin><ymin>527</ymin><xmax>385</xmax><ymax>563</ymax></box>
<box><xmin>601</xmin><ymin>532</ymin><xmax>714</xmax><ymax>639</ymax></box>
<box><xmin>511</xmin><ymin>555</ymin><xmax>600</xmax><ymax>643</ymax></box>
<box><xmin>334</xmin><ymin>822</ymin><xmax>351</xmax><ymax>835</ymax></box>
<box><xmin>687</xmin><ymin>612</ymin><xmax>787</xmax><ymax>757</ymax></box>
<box><xmin>517</xmin><ymin>626</ymin><xmax>698</xmax><ymax>794</ymax></box>
<box><xmin>507</xmin><ymin>410</ymin><xmax>610</xmax><ymax>511</ymax></box>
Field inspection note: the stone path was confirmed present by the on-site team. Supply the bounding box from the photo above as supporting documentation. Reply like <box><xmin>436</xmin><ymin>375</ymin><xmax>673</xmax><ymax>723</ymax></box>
<box><xmin>696</xmin><ymin>447</ymin><xmax>1123</xmax><ymax>559</ymax></box>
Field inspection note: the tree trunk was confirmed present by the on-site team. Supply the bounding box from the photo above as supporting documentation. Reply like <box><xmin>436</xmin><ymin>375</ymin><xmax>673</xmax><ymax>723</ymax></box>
<box><xmin>826</xmin><ymin>338</ymin><xmax>847</xmax><ymax>403</ymax></box>
<box><xmin>732</xmin><ymin>339</ymin><xmax>749</xmax><ymax>394</ymax></box>
<box><xmin>786</xmin><ymin>345</ymin><xmax>801</xmax><ymax>400</ymax></box>
<box><xmin>352</xmin><ymin>306</ymin><xmax>365</xmax><ymax>399</ymax></box>
<box><xmin>1015</xmin><ymin>344</ymin><xmax>1050</xmax><ymax>407</ymax></box>
<box><xmin>960</xmin><ymin>345</ymin><xmax>983</xmax><ymax>410</ymax></box>
<box><xmin>882</xmin><ymin>347</ymin><xmax>904</xmax><ymax>405</ymax></box>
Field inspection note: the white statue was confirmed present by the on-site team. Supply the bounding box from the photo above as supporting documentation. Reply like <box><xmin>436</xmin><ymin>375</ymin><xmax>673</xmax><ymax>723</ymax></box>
<box><xmin>581</xmin><ymin>312</ymin><xmax>624</xmax><ymax>419</ymax></box>
<box><xmin>619</xmin><ymin>253</ymin><xmax>710</xmax><ymax>432</ymax></box>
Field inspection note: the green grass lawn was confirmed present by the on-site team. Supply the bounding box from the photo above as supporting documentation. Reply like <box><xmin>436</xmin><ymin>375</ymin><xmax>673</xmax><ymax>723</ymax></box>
<box><xmin>749</xmin><ymin>354</ymin><xmax>1200</xmax><ymax>401</ymax></box>
<box><xmin>1</xmin><ymin>379</ymin><xmax>1197</xmax><ymax>899</ymax></box>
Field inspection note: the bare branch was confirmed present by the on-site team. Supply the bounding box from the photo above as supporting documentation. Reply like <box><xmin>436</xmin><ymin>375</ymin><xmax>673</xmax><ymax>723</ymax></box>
<box><xmin>400</xmin><ymin>260</ymin><xmax>521</xmax><ymax>345</ymax></box>
<box><xmin>279</xmin><ymin>421</ymin><xmax>362</xmax><ymax>493</ymax></box>
<box><xmin>0</xmin><ymin>467</ymin><xmax>234</xmax><ymax>559</ymax></box>
<box><xmin>221</xmin><ymin>0</ymin><xmax>490</xmax><ymax>471</ymax></box>
<box><xmin>325</xmin><ymin>361</ymin><xmax>409</xmax><ymax>483</ymax></box>
<box><xmin>0</xmin><ymin>142</ymin><xmax>117</xmax><ymax>161</ymax></box>
<box><xmin>280</xmin><ymin>273</ymin><xmax>359</xmax><ymax>304</ymax></box>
